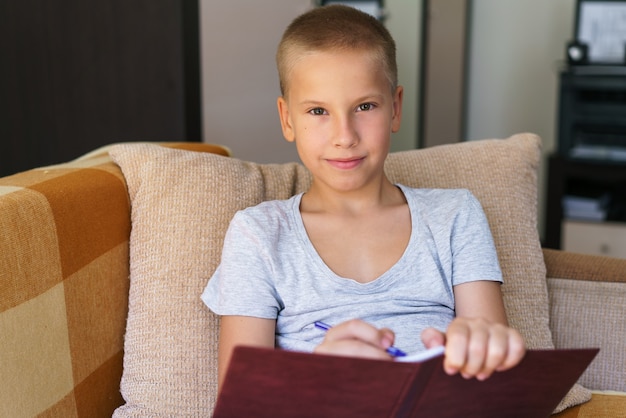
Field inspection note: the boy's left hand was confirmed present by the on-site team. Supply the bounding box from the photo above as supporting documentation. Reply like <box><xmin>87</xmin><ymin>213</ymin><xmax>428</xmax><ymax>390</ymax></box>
<box><xmin>421</xmin><ymin>317</ymin><xmax>526</xmax><ymax>381</ymax></box>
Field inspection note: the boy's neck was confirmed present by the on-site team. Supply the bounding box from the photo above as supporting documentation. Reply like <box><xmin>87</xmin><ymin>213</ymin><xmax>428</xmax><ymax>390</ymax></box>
<box><xmin>300</xmin><ymin>177</ymin><xmax>405</xmax><ymax>215</ymax></box>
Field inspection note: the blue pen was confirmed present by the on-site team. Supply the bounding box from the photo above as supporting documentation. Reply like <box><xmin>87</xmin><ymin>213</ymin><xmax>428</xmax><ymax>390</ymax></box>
<box><xmin>314</xmin><ymin>321</ymin><xmax>407</xmax><ymax>357</ymax></box>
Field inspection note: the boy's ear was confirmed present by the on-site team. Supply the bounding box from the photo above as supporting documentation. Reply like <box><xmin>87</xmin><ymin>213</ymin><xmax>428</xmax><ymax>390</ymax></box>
<box><xmin>277</xmin><ymin>97</ymin><xmax>295</xmax><ymax>142</ymax></box>
<box><xmin>391</xmin><ymin>86</ymin><xmax>403</xmax><ymax>133</ymax></box>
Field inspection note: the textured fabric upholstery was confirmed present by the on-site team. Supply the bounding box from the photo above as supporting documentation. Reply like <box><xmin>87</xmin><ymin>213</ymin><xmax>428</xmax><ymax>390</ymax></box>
<box><xmin>2</xmin><ymin>138</ymin><xmax>625</xmax><ymax>417</ymax></box>
<box><xmin>109</xmin><ymin>133</ymin><xmax>587</xmax><ymax>416</ymax></box>
<box><xmin>0</xmin><ymin>148</ymin><xmax>130</xmax><ymax>417</ymax></box>
<box><xmin>0</xmin><ymin>143</ymin><xmax>229</xmax><ymax>417</ymax></box>
<box><xmin>544</xmin><ymin>249</ymin><xmax>626</xmax><ymax>392</ymax></box>
<box><xmin>553</xmin><ymin>392</ymin><xmax>626</xmax><ymax>418</ymax></box>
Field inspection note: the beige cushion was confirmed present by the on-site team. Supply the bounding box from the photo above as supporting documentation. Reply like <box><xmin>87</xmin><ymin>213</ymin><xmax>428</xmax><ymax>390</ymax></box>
<box><xmin>548</xmin><ymin>277</ymin><xmax>626</xmax><ymax>392</ymax></box>
<box><xmin>110</xmin><ymin>133</ymin><xmax>589</xmax><ymax>416</ymax></box>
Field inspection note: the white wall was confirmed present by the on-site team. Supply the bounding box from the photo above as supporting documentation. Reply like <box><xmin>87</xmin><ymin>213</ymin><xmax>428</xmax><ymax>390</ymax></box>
<box><xmin>385</xmin><ymin>0</ymin><xmax>422</xmax><ymax>152</ymax></box>
<box><xmin>200</xmin><ymin>1</ymin><xmax>421</xmax><ymax>163</ymax></box>
<box><xmin>200</xmin><ymin>0</ymin><xmax>310</xmax><ymax>164</ymax></box>
<box><xmin>466</xmin><ymin>0</ymin><xmax>577</xmax><ymax>238</ymax></box>
<box><xmin>200</xmin><ymin>1</ymin><xmax>577</xmax><ymax>236</ymax></box>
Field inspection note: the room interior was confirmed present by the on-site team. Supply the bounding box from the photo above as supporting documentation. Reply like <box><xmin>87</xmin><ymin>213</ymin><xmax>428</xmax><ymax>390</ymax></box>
<box><xmin>1</xmin><ymin>1</ymin><xmax>625</xmax><ymax>416</ymax></box>
<box><xmin>5</xmin><ymin>0</ymin><xmax>605</xmax><ymax>249</ymax></box>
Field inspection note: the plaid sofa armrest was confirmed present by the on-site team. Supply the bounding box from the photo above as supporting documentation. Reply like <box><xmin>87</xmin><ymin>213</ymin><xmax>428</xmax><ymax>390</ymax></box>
<box><xmin>0</xmin><ymin>149</ymin><xmax>131</xmax><ymax>417</ymax></box>
<box><xmin>0</xmin><ymin>142</ymin><xmax>230</xmax><ymax>417</ymax></box>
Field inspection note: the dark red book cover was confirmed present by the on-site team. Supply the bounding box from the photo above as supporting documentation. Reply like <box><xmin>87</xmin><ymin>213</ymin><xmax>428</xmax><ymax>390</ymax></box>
<box><xmin>212</xmin><ymin>346</ymin><xmax>598</xmax><ymax>418</ymax></box>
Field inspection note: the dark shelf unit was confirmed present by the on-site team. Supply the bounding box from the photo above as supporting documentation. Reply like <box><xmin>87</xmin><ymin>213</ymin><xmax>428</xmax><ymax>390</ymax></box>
<box><xmin>545</xmin><ymin>69</ymin><xmax>626</xmax><ymax>249</ymax></box>
<box><xmin>558</xmin><ymin>70</ymin><xmax>626</xmax><ymax>160</ymax></box>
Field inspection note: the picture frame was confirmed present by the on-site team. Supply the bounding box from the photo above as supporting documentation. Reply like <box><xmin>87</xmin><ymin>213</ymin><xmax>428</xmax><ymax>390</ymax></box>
<box><xmin>575</xmin><ymin>0</ymin><xmax>626</xmax><ymax>64</ymax></box>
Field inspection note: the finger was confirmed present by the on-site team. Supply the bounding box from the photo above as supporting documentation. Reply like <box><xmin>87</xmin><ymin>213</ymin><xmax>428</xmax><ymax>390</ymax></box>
<box><xmin>443</xmin><ymin>319</ymin><xmax>470</xmax><ymax>376</ymax></box>
<box><xmin>378</xmin><ymin>327</ymin><xmax>396</xmax><ymax>350</ymax></box>
<box><xmin>496</xmin><ymin>328</ymin><xmax>526</xmax><ymax>372</ymax></box>
<box><xmin>421</xmin><ymin>327</ymin><xmax>445</xmax><ymax>349</ymax></box>
<box><xmin>325</xmin><ymin>319</ymin><xmax>395</xmax><ymax>352</ymax></box>
<box><xmin>476</xmin><ymin>324</ymin><xmax>509</xmax><ymax>381</ymax></box>
<box><xmin>459</xmin><ymin>320</ymin><xmax>490</xmax><ymax>379</ymax></box>
<box><xmin>314</xmin><ymin>338</ymin><xmax>393</xmax><ymax>360</ymax></box>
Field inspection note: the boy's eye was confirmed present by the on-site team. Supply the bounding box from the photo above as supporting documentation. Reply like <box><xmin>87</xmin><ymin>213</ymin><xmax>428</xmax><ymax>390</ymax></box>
<box><xmin>357</xmin><ymin>103</ymin><xmax>374</xmax><ymax>111</ymax></box>
<box><xmin>309</xmin><ymin>108</ymin><xmax>326</xmax><ymax>116</ymax></box>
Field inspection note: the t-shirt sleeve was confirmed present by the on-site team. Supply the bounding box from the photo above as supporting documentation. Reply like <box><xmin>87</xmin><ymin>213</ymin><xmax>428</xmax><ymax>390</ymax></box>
<box><xmin>201</xmin><ymin>210</ymin><xmax>282</xmax><ymax>319</ymax></box>
<box><xmin>450</xmin><ymin>190</ymin><xmax>503</xmax><ymax>286</ymax></box>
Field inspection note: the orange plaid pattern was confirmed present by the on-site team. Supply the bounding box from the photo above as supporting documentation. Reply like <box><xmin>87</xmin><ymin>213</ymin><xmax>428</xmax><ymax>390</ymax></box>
<box><xmin>0</xmin><ymin>143</ymin><xmax>229</xmax><ymax>417</ymax></box>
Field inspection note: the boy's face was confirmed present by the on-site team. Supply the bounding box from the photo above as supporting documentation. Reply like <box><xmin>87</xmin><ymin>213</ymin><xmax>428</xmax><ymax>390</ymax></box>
<box><xmin>277</xmin><ymin>49</ymin><xmax>403</xmax><ymax>193</ymax></box>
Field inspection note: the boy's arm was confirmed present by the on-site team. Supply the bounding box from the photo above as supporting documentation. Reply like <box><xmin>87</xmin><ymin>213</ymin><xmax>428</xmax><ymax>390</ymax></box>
<box><xmin>422</xmin><ymin>281</ymin><xmax>525</xmax><ymax>380</ymax></box>
<box><xmin>453</xmin><ymin>280</ymin><xmax>508</xmax><ymax>324</ymax></box>
<box><xmin>218</xmin><ymin>315</ymin><xmax>276</xmax><ymax>390</ymax></box>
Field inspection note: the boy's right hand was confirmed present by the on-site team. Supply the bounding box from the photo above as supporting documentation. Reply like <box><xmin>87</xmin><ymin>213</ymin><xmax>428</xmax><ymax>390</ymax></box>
<box><xmin>313</xmin><ymin>319</ymin><xmax>396</xmax><ymax>360</ymax></box>
<box><xmin>421</xmin><ymin>317</ymin><xmax>526</xmax><ymax>380</ymax></box>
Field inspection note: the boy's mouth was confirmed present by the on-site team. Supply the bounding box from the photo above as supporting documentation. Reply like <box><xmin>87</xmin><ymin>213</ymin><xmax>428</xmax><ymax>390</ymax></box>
<box><xmin>326</xmin><ymin>157</ymin><xmax>365</xmax><ymax>170</ymax></box>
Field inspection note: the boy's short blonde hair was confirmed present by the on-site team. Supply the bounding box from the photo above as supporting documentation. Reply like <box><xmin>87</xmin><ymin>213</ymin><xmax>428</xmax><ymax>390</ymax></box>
<box><xmin>276</xmin><ymin>5</ymin><xmax>398</xmax><ymax>96</ymax></box>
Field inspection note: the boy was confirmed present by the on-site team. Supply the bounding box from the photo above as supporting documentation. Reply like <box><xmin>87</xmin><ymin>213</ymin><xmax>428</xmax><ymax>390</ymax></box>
<box><xmin>202</xmin><ymin>5</ymin><xmax>525</xmax><ymax>390</ymax></box>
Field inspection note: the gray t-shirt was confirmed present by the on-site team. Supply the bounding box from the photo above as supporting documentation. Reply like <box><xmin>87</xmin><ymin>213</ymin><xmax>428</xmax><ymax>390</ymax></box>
<box><xmin>201</xmin><ymin>184</ymin><xmax>502</xmax><ymax>354</ymax></box>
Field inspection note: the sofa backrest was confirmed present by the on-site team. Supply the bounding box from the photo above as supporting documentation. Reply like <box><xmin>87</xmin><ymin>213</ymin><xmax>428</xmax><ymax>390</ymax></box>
<box><xmin>108</xmin><ymin>134</ymin><xmax>590</xmax><ymax>416</ymax></box>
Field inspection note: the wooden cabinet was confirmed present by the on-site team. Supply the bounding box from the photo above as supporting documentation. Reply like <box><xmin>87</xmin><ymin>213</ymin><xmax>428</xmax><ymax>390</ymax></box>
<box><xmin>562</xmin><ymin>221</ymin><xmax>626</xmax><ymax>259</ymax></box>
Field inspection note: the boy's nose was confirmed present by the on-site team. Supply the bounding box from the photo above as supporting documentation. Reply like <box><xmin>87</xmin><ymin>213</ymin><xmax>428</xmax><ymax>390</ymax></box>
<box><xmin>332</xmin><ymin>116</ymin><xmax>358</xmax><ymax>148</ymax></box>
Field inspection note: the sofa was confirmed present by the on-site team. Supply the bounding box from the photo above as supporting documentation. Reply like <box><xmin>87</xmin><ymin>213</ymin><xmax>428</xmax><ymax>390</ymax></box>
<box><xmin>1</xmin><ymin>134</ymin><xmax>624</xmax><ymax>417</ymax></box>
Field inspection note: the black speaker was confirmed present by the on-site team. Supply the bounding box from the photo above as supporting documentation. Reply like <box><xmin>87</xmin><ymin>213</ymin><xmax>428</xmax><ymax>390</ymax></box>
<box><xmin>566</xmin><ymin>40</ymin><xmax>589</xmax><ymax>65</ymax></box>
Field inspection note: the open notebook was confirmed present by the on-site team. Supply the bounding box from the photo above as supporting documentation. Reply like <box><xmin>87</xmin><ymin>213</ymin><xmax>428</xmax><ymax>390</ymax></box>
<box><xmin>213</xmin><ymin>345</ymin><xmax>598</xmax><ymax>418</ymax></box>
